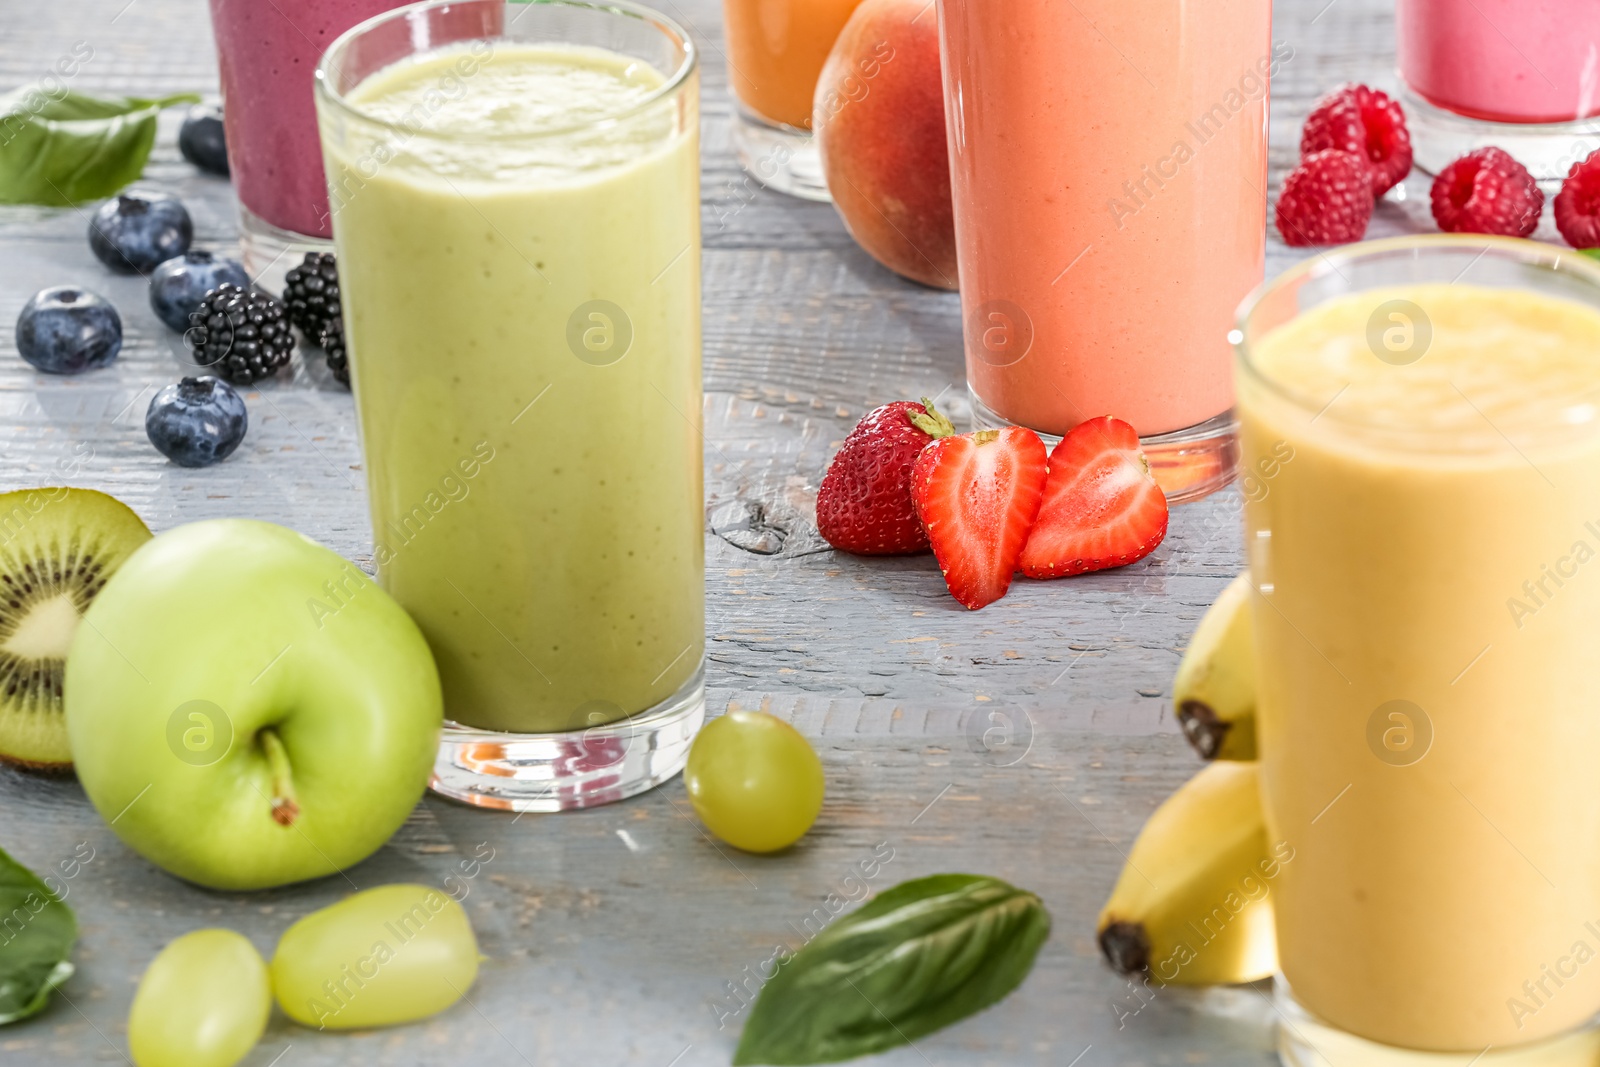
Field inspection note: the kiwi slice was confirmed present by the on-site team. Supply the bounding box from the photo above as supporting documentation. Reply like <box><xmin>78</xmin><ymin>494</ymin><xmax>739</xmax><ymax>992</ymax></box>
<box><xmin>0</xmin><ymin>488</ymin><xmax>151</xmax><ymax>770</ymax></box>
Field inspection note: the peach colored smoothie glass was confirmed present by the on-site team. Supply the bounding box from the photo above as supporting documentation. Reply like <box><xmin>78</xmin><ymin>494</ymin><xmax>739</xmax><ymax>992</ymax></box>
<box><xmin>1396</xmin><ymin>0</ymin><xmax>1600</xmax><ymax>181</ymax></box>
<box><xmin>936</xmin><ymin>0</ymin><xmax>1274</xmax><ymax>502</ymax></box>
<box><xmin>1237</xmin><ymin>236</ymin><xmax>1600</xmax><ymax>1061</ymax></box>
<box><xmin>721</xmin><ymin>0</ymin><xmax>864</xmax><ymax>200</ymax></box>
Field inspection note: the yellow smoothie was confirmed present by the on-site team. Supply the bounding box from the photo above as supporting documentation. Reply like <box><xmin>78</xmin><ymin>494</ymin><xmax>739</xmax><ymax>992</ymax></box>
<box><xmin>320</xmin><ymin>43</ymin><xmax>704</xmax><ymax>733</ymax></box>
<box><xmin>1241</xmin><ymin>282</ymin><xmax>1600</xmax><ymax>1050</ymax></box>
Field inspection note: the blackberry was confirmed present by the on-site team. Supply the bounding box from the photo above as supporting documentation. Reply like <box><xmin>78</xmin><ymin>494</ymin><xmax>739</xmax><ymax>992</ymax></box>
<box><xmin>186</xmin><ymin>284</ymin><xmax>295</xmax><ymax>386</ymax></box>
<box><xmin>282</xmin><ymin>252</ymin><xmax>341</xmax><ymax>339</ymax></box>
<box><xmin>319</xmin><ymin>316</ymin><xmax>350</xmax><ymax>386</ymax></box>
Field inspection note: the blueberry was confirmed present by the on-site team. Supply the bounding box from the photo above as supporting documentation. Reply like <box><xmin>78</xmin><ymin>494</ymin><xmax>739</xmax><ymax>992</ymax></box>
<box><xmin>178</xmin><ymin>105</ymin><xmax>229</xmax><ymax>177</ymax></box>
<box><xmin>88</xmin><ymin>192</ymin><xmax>193</xmax><ymax>274</ymax></box>
<box><xmin>149</xmin><ymin>251</ymin><xmax>249</xmax><ymax>332</ymax></box>
<box><xmin>15</xmin><ymin>287</ymin><xmax>122</xmax><ymax>374</ymax></box>
<box><xmin>145</xmin><ymin>376</ymin><xmax>248</xmax><ymax>467</ymax></box>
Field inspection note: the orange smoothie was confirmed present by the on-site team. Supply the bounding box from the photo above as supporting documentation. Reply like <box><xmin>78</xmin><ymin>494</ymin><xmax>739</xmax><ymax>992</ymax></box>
<box><xmin>1242</xmin><ymin>279</ymin><xmax>1600</xmax><ymax>1050</ymax></box>
<box><xmin>937</xmin><ymin>0</ymin><xmax>1274</xmax><ymax>437</ymax></box>
<box><xmin>723</xmin><ymin>0</ymin><xmax>864</xmax><ymax>128</ymax></box>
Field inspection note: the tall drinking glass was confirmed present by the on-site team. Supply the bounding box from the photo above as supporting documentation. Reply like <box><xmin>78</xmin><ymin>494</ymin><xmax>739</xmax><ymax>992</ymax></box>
<box><xmin>1236</xmin><ymin>236</ymin><xmax>1600</xmax><ymax>1059</ymax></box>
<box><xmin>209</xmin><ymin>0</ymin><xmax>410</xmax><ymax>287</ymax></box>
<box><xmin>721</xmin><ymin>0</ymin><xmax>864</xmax><ymax>200</ymax></box>
<box><xmin>935</xmin><ymin>0</ymin><xmax>1274</xmax><ymax>502</ymax></box>
<box><xmin>1396</xmin><ymin>0</ymin><xmax>1600</xmax><ymax>182</ymax></box>
<box><xmin>315</xmin><ymin>0</ymin><xmax>705</xmax><ymax>812</ymax></box>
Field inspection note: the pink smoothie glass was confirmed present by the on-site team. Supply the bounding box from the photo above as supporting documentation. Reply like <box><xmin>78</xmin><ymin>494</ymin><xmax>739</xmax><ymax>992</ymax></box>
<box><xmin>1396</xmin><ymin>0</ymin><xmax>1600</xmax><ymax>181</ymax></box>
<box><xmin>209</xmin><ymin>0</ymin><xmax>409</xmax><ymax>286</ymax></box>
<box><xmin>935</xmin><ymin>0</ymin><xmax>1274</xmax><ymax>502</ymax></box>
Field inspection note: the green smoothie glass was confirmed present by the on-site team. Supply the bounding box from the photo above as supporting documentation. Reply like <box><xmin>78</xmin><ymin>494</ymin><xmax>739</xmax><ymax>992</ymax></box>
<box><xmin>315</xmin><ymin>0</ymin><xmax>704</xmax><ymax>811</ymax></box>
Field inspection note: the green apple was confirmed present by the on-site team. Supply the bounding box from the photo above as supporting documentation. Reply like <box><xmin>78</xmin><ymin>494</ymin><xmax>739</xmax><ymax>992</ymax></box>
<box><xmin>64</xmin><ymin>519</ymin><xmax>443</xmax><ymax>891</ymax></box>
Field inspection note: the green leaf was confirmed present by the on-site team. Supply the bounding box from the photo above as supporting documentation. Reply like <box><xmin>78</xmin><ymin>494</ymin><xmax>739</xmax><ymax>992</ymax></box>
<box><xmin>0</xmin><ymin>87</ymin><xmax>200</xmax><ymax>206</ymax></box>
<box><xmin>1580</xmin><ymin>248</ymin><xmax>1600</xmax><ymax>263</ymax></box>
<box><xmin>0</xmin><ymin>845</ymin><xmax>77</xmax><ymax>1025</ymax></box>
<box><xmin>734</xmin><ymin>873</ymin><xmax>1050</xmax><ymax>1065</ymax></box>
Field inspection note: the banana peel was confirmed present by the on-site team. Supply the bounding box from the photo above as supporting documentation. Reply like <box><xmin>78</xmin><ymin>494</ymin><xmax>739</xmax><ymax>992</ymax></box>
<box><xmin>1173</xmin><ymin>573</ymin><xmax>1257</xmax><ymax>760</ymax></box>
<box><xmin>1097</xmin><ymin>761</ymin><xmax>1288</xmax><ymax>986</ymax></box>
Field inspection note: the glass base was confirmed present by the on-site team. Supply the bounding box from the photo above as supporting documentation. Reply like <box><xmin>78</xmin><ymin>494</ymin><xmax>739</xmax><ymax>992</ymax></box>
<box><xmin>429</xmin><ymin>664</ymin><xmax>706</xmax><ymax>813</ymax></box>
<box><xmin>1275</xmin><ymin>979</ymin><xmax>1600</xmax><ymax>1067</ymax></box>
<box><xmin>731</xmin><ymin>106</ymin><xmax>831</xmax><ymax>202</ymax></box>
<box><xmin>1401</xmin><ymin>86</ymin><xmax>1600</xmax><ymax>186</ymax></box>
<box><xmin>237</xmin><ymin>203</ymin><xmax>334</xmax><ymax>297</ymax></box>
<box><xmin>969</xmin><ymin>387</ymin><xmax>1238</xmax><ymax>504</ymax></box>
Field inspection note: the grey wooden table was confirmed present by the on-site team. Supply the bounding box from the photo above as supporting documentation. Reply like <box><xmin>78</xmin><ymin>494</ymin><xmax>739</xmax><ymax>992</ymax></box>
<box><xmin>0</xmin><ymin>0</ymin><xmax>1455</xmax><ymax>1063</ymax></box>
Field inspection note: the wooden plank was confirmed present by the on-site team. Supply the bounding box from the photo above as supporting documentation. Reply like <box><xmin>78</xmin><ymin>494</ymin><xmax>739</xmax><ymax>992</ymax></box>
<box><xmin>0</xmin><ymin>0</ymin><xmax>1406</xmax><ymax>1062</ymax></box>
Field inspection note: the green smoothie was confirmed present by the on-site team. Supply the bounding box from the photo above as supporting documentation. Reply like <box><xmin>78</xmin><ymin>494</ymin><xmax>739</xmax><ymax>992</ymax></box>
<box><xmin>320</xmin><ymin>43</ymin><xmax>703</xmax><ymax>733</ymax></box>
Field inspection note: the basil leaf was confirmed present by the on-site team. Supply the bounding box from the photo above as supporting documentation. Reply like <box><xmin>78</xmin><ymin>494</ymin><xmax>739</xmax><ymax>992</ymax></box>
<box><xmin>734</xmin><ymin>873</ymin><xmax>1050</xmax><ymax>1065</ymax></box>
<box><xmin>0</xmin><ymin>845</ymin><xmax>77</xmax><ymax>1025</ymax></box>
<box><xmin>0</xmin><ymin>87</ymin><xmax>199</xmax><ymax>205</ymax></box>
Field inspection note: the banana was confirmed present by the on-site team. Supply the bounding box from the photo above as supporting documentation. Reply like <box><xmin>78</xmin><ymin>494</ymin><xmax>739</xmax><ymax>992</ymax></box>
<box><xmin>1096</xmin><ymin>760</ymin><xmax>1287</xmax><ymax>986</ymax></box>
<box><xmin>1173</xmin><ymin>572</ymin><xmax>1257</xmax><ymax>760</ymax></box>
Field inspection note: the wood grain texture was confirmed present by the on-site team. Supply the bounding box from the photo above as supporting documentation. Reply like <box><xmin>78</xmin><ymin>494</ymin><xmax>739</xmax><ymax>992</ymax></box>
<box><xmin>0</xmin><ymin>0</ymin><xmax>1412</xmax><ymax>1063</ymax></box>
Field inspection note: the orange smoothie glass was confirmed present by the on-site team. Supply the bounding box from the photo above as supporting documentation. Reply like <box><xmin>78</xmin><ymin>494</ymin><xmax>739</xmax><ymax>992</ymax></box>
<box><xmin>722</xmin><ymin>0</ymin><xmax>864</xmax><ymax>199</ymax></box>
<box><xmin>1238</xmin><ymin>236</ymin><xmax>1600</xmax><ymax>1060</ymax></box>
<box><xmin>936</xmin><ymin>0</ymin><xmax>1274</xmax><ymax>501</ymax></box>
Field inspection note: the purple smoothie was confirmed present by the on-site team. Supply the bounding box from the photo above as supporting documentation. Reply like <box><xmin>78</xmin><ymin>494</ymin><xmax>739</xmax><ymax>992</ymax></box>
<box><xmin>210</xmin><ymin>0</ymin><xmax>407</xmax><ymax>238</ymax></box>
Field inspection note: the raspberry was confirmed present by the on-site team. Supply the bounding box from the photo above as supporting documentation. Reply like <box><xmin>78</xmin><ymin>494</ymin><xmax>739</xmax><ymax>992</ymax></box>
<box><xmin>1301</xmin><ymin>83</ymin><xmax>1413</xmax><ymax>198</ymax></box>
<box><xmin>1555</xmin><ymin>149</ymin><xmax>1600</xmax><ymax>248</ymax></box>
<box><xmin>1275</xmin><ymin>150</ymin><xmax>1374</xmax><ymax>247</ymax></box>
<box><xmin>1430</xmin><ymin>147</ymin><xmax>1543</xmax><ymax>237</ymax></box>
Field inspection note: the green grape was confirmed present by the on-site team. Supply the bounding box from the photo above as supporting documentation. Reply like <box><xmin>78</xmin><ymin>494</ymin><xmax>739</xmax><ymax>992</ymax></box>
<box><xmin>270</xmin><ymin>883</ymin><xmax>479</xmax><ymax>1030</ymax></box>
<box><xmin>128</xmin><ymin>929</ymin><xmax>270</xmax><ymax>1067</ymax></box>
<box><xmin>685</xmin><ymin>710</ymin><xmax>825</xmax><ymax>853</ymax></box>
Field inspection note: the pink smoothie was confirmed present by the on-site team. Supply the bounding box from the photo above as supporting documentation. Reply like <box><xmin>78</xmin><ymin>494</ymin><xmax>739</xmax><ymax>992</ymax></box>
<box><xmin>937</xmin><ymin>0</ymin><xmax>1272</xmax><ymax>438</ymax></box>
<box><xmin>1397</xmin><ymin>0</ymin><xmax>1600</xmax><ymax>123</ymax></box>
<box><xmin>210</xmin><ymin>0</ymin><xmax>407</xmax><ymax>238</ymax></box>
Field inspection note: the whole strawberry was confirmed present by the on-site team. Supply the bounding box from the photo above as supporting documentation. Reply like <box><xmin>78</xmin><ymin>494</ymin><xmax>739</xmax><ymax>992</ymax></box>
<box><xmin>1431</xmin><ymin>147</ymin><xmax>1543</xmax><ymax>237</ymax></box>
<box><xmin>1555</xmin><ymin>148</ymin><xmax>1600</xmax><ymax>248</ymax></box>
<box><xmin>1275</xmin><ymin>150</ymin><xmax>1374</xmax><ymax>246</ymax></box>
<box><xmin>817</xmin><ymin>398</ymin><xmax>954</xmax><ymax>555</ymax></box>
<box><xmin>1300</xmin><ymin>83</ymin><xmax>1413</xmax><ymax>198</ymax></box>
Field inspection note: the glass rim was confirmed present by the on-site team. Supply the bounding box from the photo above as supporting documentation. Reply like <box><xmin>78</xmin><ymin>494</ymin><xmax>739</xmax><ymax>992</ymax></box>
<box><xmin>313</xmin><ymin>0</ymin><xmax>699</xmax><ymax>145</ymax></box>
<box><xmin>1232</xmin><ymin>234</ymin><xmax>1600</xmax><ymax>432</ymax></box>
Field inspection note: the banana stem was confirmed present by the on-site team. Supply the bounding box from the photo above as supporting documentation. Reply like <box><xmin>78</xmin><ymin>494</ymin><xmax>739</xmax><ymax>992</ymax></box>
<box><xmin>260</xmin><ymin>728</ymin><xmax>300</xmax><ymax>827</ymax></box>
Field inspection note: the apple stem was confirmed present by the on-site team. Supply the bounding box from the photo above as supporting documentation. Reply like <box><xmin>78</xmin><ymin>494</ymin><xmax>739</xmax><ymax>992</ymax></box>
<box><xmin>260</xmin><ymin>728</ymin><xmax>301</xmax><ymax>827</ymax></box>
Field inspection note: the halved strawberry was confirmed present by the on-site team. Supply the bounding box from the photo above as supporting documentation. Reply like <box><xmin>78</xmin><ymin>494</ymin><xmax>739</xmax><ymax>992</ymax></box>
<box><xmin>1019</xmin><ymin>416</ymin><xmax>1168</xmax><ymax>579</ymax></box>
<box><xmin>911</xmin><ymin>427</ymin><xmax>1047</xmax><ymax>609</ymax></box>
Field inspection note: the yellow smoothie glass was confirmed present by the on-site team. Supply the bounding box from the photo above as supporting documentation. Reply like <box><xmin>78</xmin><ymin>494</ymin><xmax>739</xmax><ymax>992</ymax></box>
<box><xmin>1236</xmin><ymin>236</ymin><xmax>1600</xmax><ymax>1061</ymax></box>
<box><xmin>315</xmin><ymin>0</ymin><xmax>704</xmax><ymax>812</ymax></box>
